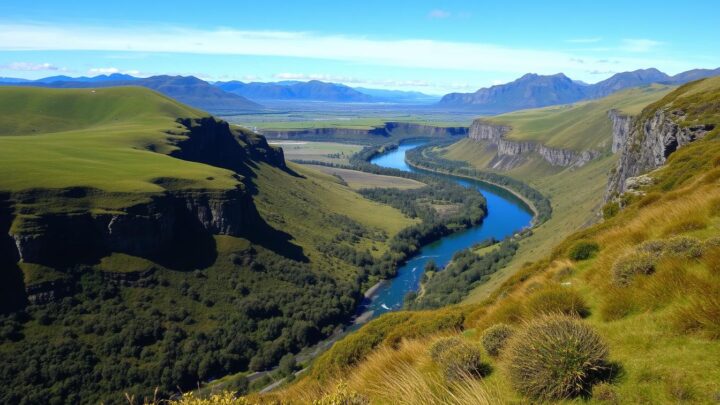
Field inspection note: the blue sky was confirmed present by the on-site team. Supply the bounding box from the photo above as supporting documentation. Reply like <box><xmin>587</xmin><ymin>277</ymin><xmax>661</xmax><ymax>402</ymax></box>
<box><xmin>1</xmin><ymin>0</ymin><xmax>719</xmax><ymax>94</ymax></box>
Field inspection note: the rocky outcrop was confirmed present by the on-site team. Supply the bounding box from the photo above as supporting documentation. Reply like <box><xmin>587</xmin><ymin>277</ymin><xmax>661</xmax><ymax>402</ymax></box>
<box><xmin>262</xmin><ymin>122</ymin><xmax>468</xmax><ymax>140</ymax></box>
<box><xmin>25</xmin><ymin>279</ymin><xmax>72</xmax><ymax>305</ymax></box>
<box><xmin>606</xmin><ymin>109</ymin><xmax>714</xmax><ymax>198</ymax></box>
<box><xmin>608</xmin><ymin>109</ymin><xmax>633</xmax><ymax>153</ymax></box>
<box><xmin>468</xmin><ymin>119</ymin><xmax>599</xmax><ymax>168</ymax></box>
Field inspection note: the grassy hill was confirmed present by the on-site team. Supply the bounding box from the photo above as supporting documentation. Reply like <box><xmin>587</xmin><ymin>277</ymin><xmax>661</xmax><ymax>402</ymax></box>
<box><xmin>0</xmin><ymin>87</ymin><xmax>419</xmax><ymax>403</ymax></box>
<box><xmin>430</xmin><ymin>85</ymin><xmax>674</xmax><ymax>303</ymax></box>
<box><xmin>243</xmin><ymin>78</ymin><xmax>720</xmax><ymax>405</ymax></box>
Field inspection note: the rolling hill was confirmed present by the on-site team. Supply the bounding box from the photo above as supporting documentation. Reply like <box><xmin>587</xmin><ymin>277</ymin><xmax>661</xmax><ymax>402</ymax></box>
<box><xmin>0</xmin><ymin>87</ymin><xmax>418</xmax><ymax>403</ymax></box>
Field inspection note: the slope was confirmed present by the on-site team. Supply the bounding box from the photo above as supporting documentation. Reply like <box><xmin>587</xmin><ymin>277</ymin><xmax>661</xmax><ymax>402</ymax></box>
<box><xmin>248</xmin><ymin>76</ymin><xmax>720</xmax><ymax>405</ymax></box>
<box><xmin>0</xmin><ymin>87</ymin><xmax>417</xmax><ymax>404</ymax></box>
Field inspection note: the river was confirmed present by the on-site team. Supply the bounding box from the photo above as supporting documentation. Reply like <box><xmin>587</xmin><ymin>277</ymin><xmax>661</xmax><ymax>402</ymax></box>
<box><xmin>356</xmin><ymin>140</ymin><xmax>533</xmax><ymax>321</ymax></box>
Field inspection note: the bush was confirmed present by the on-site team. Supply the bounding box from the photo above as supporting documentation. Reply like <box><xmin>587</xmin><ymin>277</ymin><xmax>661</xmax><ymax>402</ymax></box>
<box><xmin>664</xmin><ymin>236</ymin><xmax>703</xmax><ymax>259</ymax></box>
<box><xmin>637</xmin><ymin>239</ymin><xmax>667</xmax><ymax>255</ymax></box>
<box><xmin>481</xmin><ymin>323</ymin><xmax>514</xmax><ymax>357</ymax></box>
<box><xmin>611</xmin><ymin>252</ymin><xmax>655</xmax><ymax>287</ymax></box>
<box><xmin>428</xmin><ymin>336</ymin><xmax>490</xmax><ymax>381</ymax></box>
<box><xmin>526</xmin><ymin>286</ymin><xmax>590</xmax><ymax>318</ymax></box>
<box><xmin>506</xmin><ymin>315</ymin><xmax>609</xmax><ymax>400</ymax></box>
<box><xmin>568</xmin><ymin>240</ymin><xmax>600</xmax><ymax>261</ymax></box>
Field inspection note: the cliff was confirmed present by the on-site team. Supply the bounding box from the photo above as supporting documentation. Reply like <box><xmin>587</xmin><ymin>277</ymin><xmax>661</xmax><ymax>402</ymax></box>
<box><xmin>262</xmin><ymin>122</ymin><xmax>468</xmax><ymax>140</ymax></box>
<box><xmin>606</xmin><ymin>109</ymin><xmax>714</xmax><ymax>198</ymax></box>
<box><xmin>468</xmin><ymin>119</ymin><xmax>599</xmax><ymax>168</ymax></box>
<box><xmin>608</xmin><ymin>109</ymin><xmax>633</xmax><ymax>153</ymax></box>
<box><xmin>7</xmin><ymin>116</ymin><xmax>285</xmax><ymax>287</ymax></box>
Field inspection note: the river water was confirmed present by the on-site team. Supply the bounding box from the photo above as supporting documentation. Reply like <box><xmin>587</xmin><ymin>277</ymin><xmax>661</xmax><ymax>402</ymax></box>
<box><xmin>356</xmin><ymin>140</ymin><xmax>533</xmax><ymax>321</ymax></box>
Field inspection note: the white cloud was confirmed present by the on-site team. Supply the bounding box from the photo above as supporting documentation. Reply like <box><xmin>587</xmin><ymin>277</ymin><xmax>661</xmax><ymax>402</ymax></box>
<box><xmin>565</xmin><ymin>37</ymin><xmax>602</xmax><ymax>43</ymax></box>
<box><xmin>428</xmin><ymin>9</ymin><xmax>451</xmax><ymax>19</ymax></box>
<box><xmin>1</xmin><ymin>61</ymin><xmax>62</xmax><ymax>71</ymax></box>
<box><xmin>0</xmin><ymin>23</ymin><xmax>689</xmax><ymax>77</ymax></box>
<box><xmin>621</xmin><ymin>38</ymin><xmax>662</xmax><ymax>53</ymax></box>
<box><xmin>88</xmin><ymin>67</ymin><xmax>119</xmax><ymax>74</ymax></box>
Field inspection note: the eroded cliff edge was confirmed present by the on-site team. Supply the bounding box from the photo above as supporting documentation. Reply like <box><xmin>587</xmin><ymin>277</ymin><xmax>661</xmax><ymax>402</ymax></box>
<box><xmin>606</xmin><ymin>108</ymin><xmax>714</xmax><ymax>199</ymax></box>
<box><xmin>467</xmin><ymin>119</ymin><xmax>600</xmax><ymax>169</ymax></box>
<box><xmin>4</xmin><ymin>117</ymin><xmax>287</xmax><ymax>303</ymax></box>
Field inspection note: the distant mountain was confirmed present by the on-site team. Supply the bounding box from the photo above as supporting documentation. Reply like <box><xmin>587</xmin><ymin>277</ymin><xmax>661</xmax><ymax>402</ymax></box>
<box><xmin>438</xmin><ymin>67</ymin><xmax>720</xmax><ymax>113</ymax></box>
<box><xmin>668</xmin><ymin>68</ymin><xmax>720</xmax><ymax>84</ymax></box>
<box><xmin>353</xmin><ymin>87</ymin><xmax>440</xmax><ymax>103</ymax></box>
<box><xmin>440</xmin><ymin>73</ymin><xmax>587</xmax><ymax>112</ymax></box>
<box><xmin>0</xmin><ymin>77</ymin><xmax>30</xmax><ymax>83</ymax></box>
<box><xmin>216</xmin><ymin>80</ymin><xmax>375</xmax><ymax>102</ymax></box>
<box><xmin>0</xmin><ymin>75</ymin><xmax>261</xmax><ymax>113</ymax></box>
<box><xmin>588</xmin><ymin>68</ymin><xmax>670</xmax><ymax>98</ymax></box>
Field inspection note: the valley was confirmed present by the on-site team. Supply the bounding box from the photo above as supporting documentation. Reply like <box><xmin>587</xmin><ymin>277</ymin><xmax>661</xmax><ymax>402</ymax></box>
<box><xmin>2</xmin><ymin>4</ymin><xmax>720</xmax><ymax>403</ymax></box>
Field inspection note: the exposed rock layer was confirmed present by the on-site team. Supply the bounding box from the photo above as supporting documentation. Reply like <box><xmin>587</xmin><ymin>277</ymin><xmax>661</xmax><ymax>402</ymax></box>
<box><xmin>467</xmin><ymin>119</ymin><xmax>599</xmax><ymax>168</ymax></box>
<box><xmin>606</xmin><ymin>109</ymin><xmax>713</xmax><ymax>197</ymax></box>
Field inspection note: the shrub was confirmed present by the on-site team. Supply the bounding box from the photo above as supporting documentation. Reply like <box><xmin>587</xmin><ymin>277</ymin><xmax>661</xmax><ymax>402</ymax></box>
<box><xmin>602</xmin><ymin>202</ymin><xmax>620</xmax><ymax>219</ymax></box>
<box><xmin>428</xmin><ymin>336</ymin><xmax>490</xmax><ymax>381</ymax></box>
<box><xmin>611</xmin><ymin>252</ymin><xmax>656</xmax><ymax>287</ymax></box>
<box><xmin>592</xmin><ymin>382</ymin><xmax>619</xmax><ymax>403</ymax></box>
<box><xmin>568</xmin><ymin>240</ymin><xmax>600</xmax><ymax>261</ymax></box>
<box><xmin>481</xmin><ymin>323</ymin><xmax>514</xmax><ymax>357</ymax></box>
<box><xmin>664</xmin><ymin>236</ymin><xmax>703</xmax><ymax>259</ymax></box>
<box><xmin>506</xmin><ymin>315</ymin><xmax>609</xmax><ymax>400</ymax></box>
<box><xmin>526</xmin><ymin>286</ymin><xmax>590</xmax><ymax>318</ymax></box>
<box><xmin>637</xmin><ymin>239</ymin><xmax>666</xmax><ymax>255</ymax></box>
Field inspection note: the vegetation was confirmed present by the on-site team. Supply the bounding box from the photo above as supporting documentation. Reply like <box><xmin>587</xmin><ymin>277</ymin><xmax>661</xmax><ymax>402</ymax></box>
<box><xmin>428</xmin><ymin>336</ymin><xmax>489</xmax><ymax>381</ymax></box>
<box><xmin>568</xmin><ymin>240</ymin><xmax>600</xmax><ymax>261</ymax></box>
<box><xmin>303</xmin><ymin>165</ymin><xmax>424</xmax><ymax>190</ymax></box>
<box><xmin>480</xmin><ymin>323</ymin><xmax>514</xmax><ymax>357</ymax></box>
<box><xmin>506</xmin><ymin>315</ymin><xmax>610</xmax><ymax>400</ymax></box>
<box><xmin>268</xmin><ymin>141</ymin><xmax>363</xmax><ymax>165</ymax></box>
<box><xmin>243</xmin><ymin>77</ymin><xmax>720</xmax><ymax>404</ymax></box>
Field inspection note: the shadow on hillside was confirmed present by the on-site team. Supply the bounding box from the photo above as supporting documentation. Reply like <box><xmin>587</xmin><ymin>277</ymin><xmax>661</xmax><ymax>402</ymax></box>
<box><xmin>0</xmin><ymin>194</ymin><xmax>28</xmax><ymax>313</ymax></box>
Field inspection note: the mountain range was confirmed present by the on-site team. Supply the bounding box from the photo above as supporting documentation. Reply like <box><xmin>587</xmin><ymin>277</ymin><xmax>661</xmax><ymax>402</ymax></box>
<box><xmin>0</xmin><ymin>74</ymin><xmax>262</xmax><ymax>113</ymax></box>
<box><xmin>438</xmin><ymin>67</ymin><xmax>720</xmax><ymax>113</ymax></box>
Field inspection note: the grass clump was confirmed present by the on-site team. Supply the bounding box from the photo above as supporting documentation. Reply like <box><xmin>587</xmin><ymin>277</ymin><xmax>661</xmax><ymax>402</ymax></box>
<box><xmin>662</xmin><ymin>218</ymin><xmax>707</xmax><ymax>236</ymax></box>
<box><xmin>611</xmin><ymin>252</ymin><xmax>656</xmax><ymax>287</ymax></box>
<box><xmin>672</xmin><ymin>283</ymin><xmax>720</xmax><ymax>339</ymax></box>
<box><xmin>592</xmin><ymin>382</ymin><xmax>619</xmax><ymax>403</ymax></box>
<box><xmin>428</xmin><ymin>336</ymin><xmax>490</xmax><ymax>381</ymax></box>
<box><xmin>568</xmin><ymin>240</ymin><xmax>599</xmax><ymax>261</ymax></box>
<box><xmin>526</xmin><ymin>285</ymin><xmax>590</xmax><ymax>318</ymax></box>
<box><xmin>480</xmin><ymin>323</ymin><xmax>514</xmax><ymax>357</ymax></box>
<box><xmin>506</xmin><ymin>315</ymin><xmax>610</xmax><ymax>400</ymax></box>
<box><xmin>663</xmin><ymin>235</ymin><xmax>703</xmax><ymax>259</ymax></box>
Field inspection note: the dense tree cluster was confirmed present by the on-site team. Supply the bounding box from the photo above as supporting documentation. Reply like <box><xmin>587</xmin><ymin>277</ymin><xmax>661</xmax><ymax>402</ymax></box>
<box><xmin>406</xmin><ymin>240</ymin><xmax>519</xmax><ymax>309</ymax></box>
<box><xmin>404</xmin><ymin>143</ymin><xmax>552</xmax><ymax>224</ymax></box>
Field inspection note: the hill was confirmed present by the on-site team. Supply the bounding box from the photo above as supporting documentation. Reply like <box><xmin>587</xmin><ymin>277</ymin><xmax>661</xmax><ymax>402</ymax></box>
<box><xmin>0</xmin><ymin>87</ymin><xmax>418</xmax><ymax>403</ymax></box>
<box><xmin>0</xmin><ymin>75</ymin><xmax>262</xmax><ymax>114</ymax></box>
<box><xmin>438</xmin><ymin>67</ymin><xmax>720</xmax><ymax>113</ymax></box>
<box><xmin>215</xmin><ymin>80</ymin><xmax>375</xmax><ymax>102</ymax></box>
<box><xmin>248</xmin><ymin>78</ymin><xmax>720</xmax><ymax>405</ymax></box>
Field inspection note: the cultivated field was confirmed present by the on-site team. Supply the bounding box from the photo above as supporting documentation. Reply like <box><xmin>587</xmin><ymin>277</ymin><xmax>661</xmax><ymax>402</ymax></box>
<box><xmin>304</xmin><ymin>164</ymin><xmax>425</xmax><ymax>190</ymax></box>
<box><xmin>270</xmin><ymin>141</ymin><xmax>363</xmax><ymax>165</ymax></box>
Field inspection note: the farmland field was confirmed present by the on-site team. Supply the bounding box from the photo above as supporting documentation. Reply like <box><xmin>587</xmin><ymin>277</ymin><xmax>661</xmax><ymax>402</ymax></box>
<box><xmin>269</xmin><ymin>141</ymin><xmax>363</xmax><ymax>165</ymax></box>
<box><xmin>304</xmin><ymin>164</ymin><xmax>425</xmax><ymax>190</ymax></box>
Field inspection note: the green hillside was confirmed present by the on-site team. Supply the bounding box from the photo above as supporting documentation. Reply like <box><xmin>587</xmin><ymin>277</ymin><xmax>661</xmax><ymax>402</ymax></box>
<box><xmin>431</xmin><ymin>85</ymin><xmax>674</xmax><ymax>303</ymax></box>
<box><xmin>0</xmin><ymin>87</ymin><xmax>419</xmax><ymax>404</ymax></box>
<box><xmin>0</xmin><ymin>86</ymin><xmax>235</xmax><ymax>195</ymax></box>
<box><xmin>246</xmin><ymin>78</ymin><xmax>720</xmax><ymax>405</ymax></box>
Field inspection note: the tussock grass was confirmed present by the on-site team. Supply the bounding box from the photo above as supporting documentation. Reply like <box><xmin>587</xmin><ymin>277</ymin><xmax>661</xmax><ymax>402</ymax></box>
<box><xmin>480</xmin><ymin>323</ymin><xmax>514</xmax><ymax>357</ymax></box>
<box><xmin>525</xmin><ymin>284</ymin><xmax>590</xmax><ymax>317</ymax></box>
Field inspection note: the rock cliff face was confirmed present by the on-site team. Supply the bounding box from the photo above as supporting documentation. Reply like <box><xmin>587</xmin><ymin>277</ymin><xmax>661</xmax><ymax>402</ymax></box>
<box><xmin>606</xmin><ymin>109</ymin><xmax>714</xmax><ymax>197</ymax></box>
<box><xmin>7</xmin><ymin>117</ymin><xmax>284</xmax><ymax>292</ymax></box>
<box><xmin>262</xmin><ymin>122</ymin><xmax>468</xmax><ymax>140</ymax></box>
<box><xmin>468</xmin><ymin>119</ymin><xmax>599</xmax><ymax>168</ymax></box>
<box><xmin>608</xmin><ymin>109</ymin><xmax>633</xmax><ymax>153</ymax></box>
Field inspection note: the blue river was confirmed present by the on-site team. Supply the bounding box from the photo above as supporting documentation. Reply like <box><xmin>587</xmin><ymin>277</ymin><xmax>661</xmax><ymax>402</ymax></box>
<box><xmin>356</xmin><ymin>140</ymin><xmax>533</xmax><ymax>321</ymax></box>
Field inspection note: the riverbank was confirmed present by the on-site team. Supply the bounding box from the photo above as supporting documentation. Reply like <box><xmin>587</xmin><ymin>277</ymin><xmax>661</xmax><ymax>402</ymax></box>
<box><xmin>404</xmin><ymin>158</ymin><xmax>540</xmax><ymax>224</ymax></box>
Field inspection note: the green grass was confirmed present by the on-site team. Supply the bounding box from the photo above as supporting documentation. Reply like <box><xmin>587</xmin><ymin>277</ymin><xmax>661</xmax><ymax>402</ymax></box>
<box><xmin>433</xmin><ymin>86</ymin><xmax>673</xmax><ymax>304</ymax></box>
<box><xmin>303</xmin><ymin>165</ymin><xmax>425</xmax><ymax>190</ymax></box>
<box><xmin>270</xmin><ymin>141</ymin><xmax>363</xmax><ymax>165</ymax></box>
<box><xmin>0</xmin><ymin>86</ymin><xmax>238</xmax><ymax>197</ymax></box>
<box><xmin>489</xmin><ymin>85</ymin><xmax>674</xmax><ymax>151</ymax></box>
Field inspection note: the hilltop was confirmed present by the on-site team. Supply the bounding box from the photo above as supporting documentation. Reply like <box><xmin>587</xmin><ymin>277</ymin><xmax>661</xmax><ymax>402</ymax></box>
<box><xmin>0</xmin><ymin>75</ymin><xmax>262</xmax><ymax>114</ymax></box>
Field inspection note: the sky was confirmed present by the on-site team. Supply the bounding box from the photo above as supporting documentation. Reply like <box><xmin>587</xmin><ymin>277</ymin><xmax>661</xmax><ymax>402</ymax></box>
<box><xmin>1</xmin><ymin>0</ymin><xmax>719</xmax><ymax>95</ymax></box>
